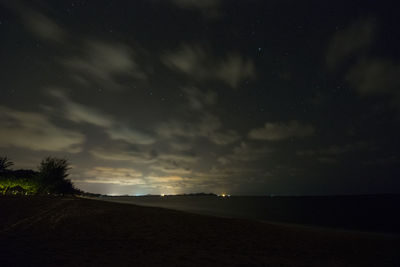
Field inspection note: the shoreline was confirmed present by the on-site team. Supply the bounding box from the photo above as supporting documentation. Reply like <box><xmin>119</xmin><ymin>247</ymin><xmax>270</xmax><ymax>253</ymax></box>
<box><xmin>96</xmin><ymin>194</ymin><xmax>400</xmax><ymax>237</ymax></box>
<box><xmin>92</xmin><ymin>195</ymin><xmax>399</xmax><ymax>238</ymax></box>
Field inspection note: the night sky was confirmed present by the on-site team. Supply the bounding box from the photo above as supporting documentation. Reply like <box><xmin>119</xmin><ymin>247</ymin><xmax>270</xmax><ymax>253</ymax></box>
<box><xmin>1</xmin><ymin>0</ymin><xmax>400</xmax><ymax>195</ymax></box>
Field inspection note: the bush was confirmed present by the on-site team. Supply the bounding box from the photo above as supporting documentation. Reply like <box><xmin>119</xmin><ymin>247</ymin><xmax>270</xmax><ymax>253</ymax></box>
<box><xmin>0</xmin><ymin>156</ymin><xmax>78</xmax><ymax>195</ymax></box>
<box><xmin>38</xmin><ymin>157</ymin><xmax>76</xmax><ymax>194</ymax></box>
<box><xmin>0</xmin><ymin>176</ymin><xmax>40</xmax><ymax>195</ymax></box>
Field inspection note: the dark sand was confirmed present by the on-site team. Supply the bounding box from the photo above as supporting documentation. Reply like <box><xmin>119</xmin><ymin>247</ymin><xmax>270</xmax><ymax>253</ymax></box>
<box><xmin>0</xmin><ymin>196</ymin><xmax>399</xmax><ymax>266</ymax></box>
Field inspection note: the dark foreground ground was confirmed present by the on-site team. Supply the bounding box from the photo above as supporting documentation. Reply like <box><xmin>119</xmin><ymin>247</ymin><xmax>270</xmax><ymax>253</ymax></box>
<box><xmin>0</xmin><ymin>196</ymin><xmax>399</xmax><ymax>266</ymax></box>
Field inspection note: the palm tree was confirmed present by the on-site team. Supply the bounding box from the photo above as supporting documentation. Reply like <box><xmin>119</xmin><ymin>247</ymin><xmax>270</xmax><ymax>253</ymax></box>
<box><xmin>0</xmin><ymin>156</ymin><xmax>14</xmax><ymax>173</ymax></box>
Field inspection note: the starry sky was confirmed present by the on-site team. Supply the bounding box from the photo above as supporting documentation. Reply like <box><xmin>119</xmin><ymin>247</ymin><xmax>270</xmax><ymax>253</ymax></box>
<box><xmin>1</xmin><ymin>0</ymin><xmax>400</xmax><ymax>195</ymax></box>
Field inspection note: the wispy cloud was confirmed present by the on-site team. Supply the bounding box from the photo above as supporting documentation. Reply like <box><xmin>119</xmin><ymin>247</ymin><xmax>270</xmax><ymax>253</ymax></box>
<box><xmin>297</xmin><ymin>142</ymin><xmax>374</xmax><ymax>158</ymax></box>
<box><xmin>182</xmin><ymin>87</ymin><xmax>217</xmax><ymax>111</ymax></box>
<box><xmin>106</xmin><ymin>126</ymin><xmax>156</xmax><ymax>145</ymax></box>
<box><xmin>157</xmin><ymin>113</ymin><xmax>239</xmax><ymax>145</ymax></box>
<box><xmin>51</xmin><ymin>90</ymin><xmax>155</xmax><ymax>145</ymax></box>
<box><xmin>79</xmin><ymin>167</ymin><xmax>145</xmax><ymax>185</ymax></box>
<box><xmin>156</xmin><ymin>87</ymin><xmax>240</xmax><ymax>145</ymax></box>
<box><xmin>4</xmin><ymin>2</ymin><xmax>67</xmax><ymax>42</ymax></box>
<box><xmin>64</xmin><ymin>40</ymin><xmax>146</xmax><ymax>90</ymax></box>
<box><xmin>208</xmin><ymin>130</ymin><xmax>240</xmax><ymax>145</ymax></box>
<box><xmin>218</xmin><ymin>142</ymin><xmax>271</xmax><ymax>164</ymax></box>
<box><xmin>4</xmin><ymin>2</ymin><xmax>147</xmax><ymax>92</ymax></box>
<box><xmin>248</xmin><ymin>121</ymin><xmax>315</xmax><ymax>141</ymax></box>
<box><xmin>90</xmin><ymin>147</ymin><xmax>157</xmax><ymax>164</ymax></box>
<box><xmin>23</xmin><ymin>9</ymin><xmax>66</xmax><ymax>42</ymax></box>
<box><xmin>150</xmin><ymin>162</ymin><xmax>192</xmax><ymax>175</ymax></box>
<box><xmin>170</xmin><ymin>0</ymin><xmax>221</xmax><ymax>18</ymax></box>
<box><xmin>163</xmin><ymin>44</ymin><xmax>255</xmax><ymax>89</ymax></box>
<box><xmin>326</xmin><ymin>19</ymin><xmax>376</xmax><ymax>70</ymax></box>
<box><xmin>157</xmin><ymin>152</ymin><xmax>198</xmax><ymax>164</ymax></box>
<box><xmin>171</xmin><ymin>0</ymin><xmax>220</xmax><ymax>9</ymax></box>
<box><xmin>297</xmin><ymin>142</ymin><xmax>377</xmax><ymax>165</ymax></box>
<box><xmin>49</xmin><ymin>90</ymin><xmax>112</xmax><ymax>127</ymax></box>
<box><xmin>0</xmin><ymin>106</ymin><xmax>84</xmax><ymax>153</ymax></box>
<box><xmin>346</xmin><ymin>58</ymin><xmax>400</xmax><ymax>99</ymax></box>
<box><xmin>327</xmin><ymin>19</ymin><xmax>400</xmax><ymax>107</ymax></box>
<box><xmin>215</xmin><ymin>54</ymin><xmax>256</xmax><ymax>89</ymax></box>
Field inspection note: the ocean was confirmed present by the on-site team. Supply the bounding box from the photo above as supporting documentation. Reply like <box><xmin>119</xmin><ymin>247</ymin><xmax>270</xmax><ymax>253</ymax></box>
<box><xmin>102</xmin><ymin>194</ymin><xmax>400</xmax><ymax>234</ymax></box>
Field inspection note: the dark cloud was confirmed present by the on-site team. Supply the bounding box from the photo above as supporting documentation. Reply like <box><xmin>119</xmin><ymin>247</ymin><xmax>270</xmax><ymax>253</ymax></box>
<box><xmin>163</xmin><ymin>44</ymin><xmax>256</xmax><ymax>89</ymax></box>
<box><xmin>23</xmin><ymin>9</ymin><xmax>66</xmax><ymax>42</ymax></box>
<box><xmin>50</xmin><ymin>90</ymin><xmax>112</xmax><ymax>127</ymax></box>
<box><xmin>156</xmin><ymin>87</ymin><xmax>240</xmax><ymax>145</ymax></box>
<box><xmin>80</xmin><ymin>167</ymin><xmax>145</xmax><ymax>185</ymax></box>
<box><xmin>63</xmin><ymin>40</ymin><xmax>147</xmax><ymax>91</ymax></box>
<box><xmin>50</xmin><ymin>90</ymin><xmax>156</xmax><ymax>145</ymax></box>
<box><xmin>346</xmin><ymin>59</ymin><xmax>400</xmax><ymax>101</ymax></box>
<box><xmin>170</xmin><ymin>0</ymin><xmax>221</xmax><ymax>18</ymax></box>
<box><xmin>218</xmin><ymin>142</ymin><xmax>271</xmax><ymax>165</ymax></box>
<box><xmin>208</xmin><ymin>130</ymin><xmax>240</xmax><ymax>145</ymax></box>
<box><xmin>171</xmin><ymin>0</ymin><xmax>220</xmax><ymax>9</ymax></box>
<box><xmin>363</xmin><ymin>156</ymin><xmax>400</xmax><ymax>166</ymax></box>
<box><xmin>182</xmin><ymin>87</ymin><xmax>217</xmax><ymax>111</ymax></box>
<box><xmin>248</xmin><ymin>121</ymin><xmax>315</xmax><ymax>141</ymax></box>
<box><xmin>157</xmin><ymin>150</ymin><xmax>198</xmax><ymax>165</ymax></box>
<box><xmin>3</xmin><ymin>1</ymin><xmax>67</xmax><ymax>42</ymax></box>
<box><xmin>156</xmin><ymin>113</ymin><xmax>239</xmax><ymax>145</ymax></box>
<box><xmin>150</xmin><ymin>163</ymin><xmax>192</xmax><ymax>176</ymax></box>
<box><xmin>297</xmin><ymin>142</ymin><xmax>371</xmax><ymax>156</ymax></box>
<box><xmin>90</xmin><ymin>147</ymin><xmax>157</xmax><ymax>164</ymax></box>
<box><xmin>326</xmin><ymin>19</ymin><xmax>400</xmax><ymax>108</ymax></box>
<box><xmin>0</xmin><ymin>106</ymin><xmax>84</xmax><ymax>153</ymax></box>
<box><xmin>326</xmin><ymin>19</ymin><xmax>376</xmax><ymax>70</ymax></box>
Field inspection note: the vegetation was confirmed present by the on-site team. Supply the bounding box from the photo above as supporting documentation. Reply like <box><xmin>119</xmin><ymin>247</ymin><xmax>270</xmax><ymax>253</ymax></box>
<box><xmin>0</xmin><ymin>156</ymin><xmax>79</xmax><ymax>196</ymax></box>
<box><xmin>38</xmin><ymin>157</ymin><xmax>76</xmax><ymax>194</ymax></box>
<box><xmin>0</xmin><ymin>156</ymin><xmax>14</xmax><ymax>172</ymax></box>
<box><xmin>0</xmin><ymin>177</ymin><xmax>41</xmax><ymax>195</ymax></box>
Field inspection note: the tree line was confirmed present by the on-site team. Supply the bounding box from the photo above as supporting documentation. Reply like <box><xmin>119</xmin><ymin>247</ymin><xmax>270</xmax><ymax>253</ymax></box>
<box><xmin>0</xmin><ymin>156</ymin><xmax>80</xmax><ymax>195</ymax></box>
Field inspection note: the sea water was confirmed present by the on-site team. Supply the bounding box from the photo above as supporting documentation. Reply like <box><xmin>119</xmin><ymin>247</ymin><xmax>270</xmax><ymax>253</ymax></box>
<box><xmin>102</xmin><ymin>195</ymin><xmax>400</xmax><ymax>234</ymax></box>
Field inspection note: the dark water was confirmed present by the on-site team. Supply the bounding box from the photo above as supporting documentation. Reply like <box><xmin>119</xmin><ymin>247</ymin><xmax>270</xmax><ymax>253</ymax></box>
<box><xmin>103</xmin><ymin>195</ymin><xmax>400</xmax><ymax>234</ymax></box>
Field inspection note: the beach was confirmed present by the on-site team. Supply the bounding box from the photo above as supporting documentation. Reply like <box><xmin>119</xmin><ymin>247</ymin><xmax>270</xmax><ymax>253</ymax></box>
<box><xmin>1</xmin><ymin>196</ymin><xmax>399</xmax><ymax>266</ymax></box>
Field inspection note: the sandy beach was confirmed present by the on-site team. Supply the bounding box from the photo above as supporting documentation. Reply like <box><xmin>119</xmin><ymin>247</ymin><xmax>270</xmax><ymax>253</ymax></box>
<box><xmin>0</xmin><ymin>196</ymin><xmax>399</xmax><ymax>266</ymax></box>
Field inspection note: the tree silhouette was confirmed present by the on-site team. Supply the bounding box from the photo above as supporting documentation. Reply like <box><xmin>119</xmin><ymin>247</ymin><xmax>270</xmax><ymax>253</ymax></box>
<box><xmin>0</xmin><ymin>156</ymin><xmax>14</xmax><ymax>173</ymax></box>
<box><xmin>1</xmin><ymin>157</ymin><xmax>80</xmax><ymax>195</ymax></box>
<box><xmin>38</xmin><ymin>157</ymin><xmax>75</xmax><ymax>194</ymax></box>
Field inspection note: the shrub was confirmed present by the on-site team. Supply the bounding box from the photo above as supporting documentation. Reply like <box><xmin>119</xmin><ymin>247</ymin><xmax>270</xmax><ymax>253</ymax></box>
<box><xmin>0</xmin><ymin>177</ymin><xmax>40</xmax><ymax>195</ymax></box>
<box><xmin>38</xmin><ymin>157</ymin><xmax>76</xmax><ymax>194</ymax></box>
<box><xmin>0</xmin><ymin>156</ymin><xmax>78</xmax><ymax>195</ymax></box>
